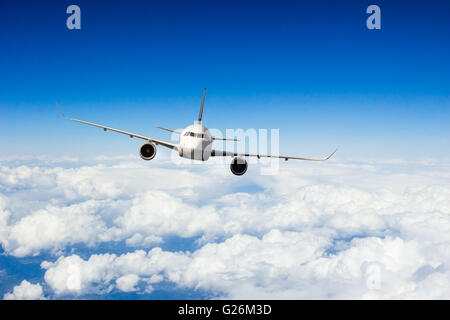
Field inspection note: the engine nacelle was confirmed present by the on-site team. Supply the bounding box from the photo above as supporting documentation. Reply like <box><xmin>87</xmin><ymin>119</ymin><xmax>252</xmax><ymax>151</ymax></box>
<box><xmin>230</xmin><ymin>157</ymin><xmax>248</xmax><ymax>176</ymax></box>
<box><xmin>139</xmin><ymin>142</ymin><xmax>157</xmax><ymax>160</ymax></box>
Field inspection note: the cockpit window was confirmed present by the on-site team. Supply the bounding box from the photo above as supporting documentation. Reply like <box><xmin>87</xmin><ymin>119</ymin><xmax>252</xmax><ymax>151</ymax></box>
<box><xmin>184</xmin><ymin>132</ymin><xmax>205</xmax><ymax>138</ymax></box>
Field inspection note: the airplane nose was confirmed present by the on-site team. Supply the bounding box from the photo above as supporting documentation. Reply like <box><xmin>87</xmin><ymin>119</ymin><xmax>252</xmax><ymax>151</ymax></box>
<box><xmin>195</xmin><ymin>140</ymin><xmax>203</xmax><ymax>149</ymax></box>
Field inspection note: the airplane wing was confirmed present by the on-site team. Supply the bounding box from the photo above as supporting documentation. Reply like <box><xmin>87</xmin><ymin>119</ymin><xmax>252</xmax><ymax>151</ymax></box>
<box><xmin>57</xmin><ymin>104</ymin><xmax>178</xmax><ymax>151</ymax></box>
<box><xmin>210</xmin><ymin>149</ymin><xmax>337</xmax><ymax>161</ymax></box>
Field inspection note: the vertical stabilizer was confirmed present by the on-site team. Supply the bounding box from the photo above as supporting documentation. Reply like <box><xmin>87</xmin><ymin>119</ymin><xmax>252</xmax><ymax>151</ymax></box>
<box><xmin>198</xmin><ymin>88</ymin><xmax>206</xmax><ymax>122</ymax></box>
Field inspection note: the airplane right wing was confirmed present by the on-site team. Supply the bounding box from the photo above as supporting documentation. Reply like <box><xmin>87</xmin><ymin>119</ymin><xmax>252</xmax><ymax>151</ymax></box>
<box><xmin>57</xmin><ymin>104</ymin><xmax>178</xmax><ymax>151</ymax></box>
<box><xmin>211</xmin><ymin>149</ymin><xmax>337</xmax><ymax>161</ymax></box>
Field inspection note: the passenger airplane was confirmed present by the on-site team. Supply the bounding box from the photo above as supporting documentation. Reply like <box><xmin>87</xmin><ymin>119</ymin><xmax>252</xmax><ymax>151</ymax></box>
<box><xmin>57</xmin><ymin>89</ymin><xmax>336</xmax><ymax>175</ymax></box>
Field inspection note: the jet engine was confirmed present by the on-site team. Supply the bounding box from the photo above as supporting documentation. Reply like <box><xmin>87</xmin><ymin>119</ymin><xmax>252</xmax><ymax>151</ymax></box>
<box><xmin>230</xmin><ymin>157</ymin><xmax>248</xmax><ymax>176</ymax></box>
<box><xmin>139</xmin><ymin>142</ymin><xmax>157</xmax><ymax>160</ymax></box>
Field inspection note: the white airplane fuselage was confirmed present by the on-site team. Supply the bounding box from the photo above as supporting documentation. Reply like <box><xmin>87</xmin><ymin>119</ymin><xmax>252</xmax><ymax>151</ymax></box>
<box><xmin>178</xmin><ymin>122</ymin><xmax>213</xmax><ymax>161</ymax></box>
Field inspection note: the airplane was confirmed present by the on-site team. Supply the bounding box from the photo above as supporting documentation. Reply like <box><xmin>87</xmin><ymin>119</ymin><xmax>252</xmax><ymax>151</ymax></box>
<box><xmin>56</xmin><ymin>89</ymin><xmax>337</xmax><ymax>176</ymax></box>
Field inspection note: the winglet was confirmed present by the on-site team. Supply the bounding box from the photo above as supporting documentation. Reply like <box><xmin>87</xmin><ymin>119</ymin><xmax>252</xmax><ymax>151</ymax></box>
<box><xmin>198</xmin><ymin>88</ymin><xmax>206</xmax><ymax>122</ymax></box>
<box><xmin>56</xmin><ymin>103</ymin><xmax>67</xmax><ymax>119</ymax></box>
<box><xmin>325</xmin><ymin>148</ymin><xmax>338</xmax><ymax>161</ymax></box>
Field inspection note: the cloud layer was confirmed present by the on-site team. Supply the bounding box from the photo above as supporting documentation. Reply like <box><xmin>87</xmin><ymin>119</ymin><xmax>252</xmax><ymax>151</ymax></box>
<box><xmin>2</xmin><ymin>157</ymin><xmax>450</xmax><ymax>299</ymax></box>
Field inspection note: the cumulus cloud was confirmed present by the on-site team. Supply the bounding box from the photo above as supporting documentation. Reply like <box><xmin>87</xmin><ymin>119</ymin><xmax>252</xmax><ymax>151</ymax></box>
<box><xmin>41</xmin><ymin>248</ymin><xmax>189</xmax><ymax>296</ymax></box>
<box><xmin>116</xmin><ymin>274</ymin><xmax>140</xmax><ymax>292</ymax></box>
<box><xmin>3</xmin><ymin>280</ymin><xmax>45</xmax><ymax>300</ymax></box>
<box><xmin>40</xmin><ymin>230</ymin><xmax>449</xmax><ymax>299</ymax></box>
<box><xmin>125</xmin><ymin>233</ymin><xmax>163</xmax><ymax>247</ymax></box>
<box><xmin>2</xmin><ymin>157</ymin><xmax>450</xmax><ymax>298</ymax></box>
<box><xmin>41</xmin><ymin>230</ymin><xmax>328</xmax><ymax>297</ymax></box>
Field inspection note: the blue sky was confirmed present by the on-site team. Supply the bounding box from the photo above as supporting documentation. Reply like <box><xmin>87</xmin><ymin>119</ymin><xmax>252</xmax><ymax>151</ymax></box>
<box><xmin>1</xmin><ymin>1</ymin><xmax>450</xmax><ymax>300</ymax></box>
<box><xmin>0</xmin><ymin>0</ymin><xmax>449</xmax><ymax>159</ymax></box>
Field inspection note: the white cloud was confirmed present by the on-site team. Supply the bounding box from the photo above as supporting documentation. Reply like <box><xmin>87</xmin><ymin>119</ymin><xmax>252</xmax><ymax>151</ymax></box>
<box><xmin>3</xmin><ymin>157</ymin><xmax>450</xmax><ymax>298</ymax></box>
<box><xmin>125</xmin><ymin>233</ymin><xmax>163</xmax><ymax>247</ymax></box>
<box><xmin>41</xmin><ymin>248</ymin><xmax>188</xmax><ymax>296</ymax></box>
<box><xmin>115</xmin><ymin>191</ymin><xmax>221</xmax><ymax>238</ymax></box>
<box><xmin>116</xmin><ymin>274</ymin><xmax>140</xmax><ymax>292</ymax></box>
<box><xmin>0</xmin><ymin>194</ymin><xmax>11</xmax><ymax>247</ymax></box>
<box><xmin>3</xmin><ymin>280</ymin><xmax>45</xmax><ymax>300</ymax></box>
<box><xmin>3</xmin><ymin>201</ymin><xmax>109</xmax><ymax>257</ymax></box>
<box><xmin>40</xmin><ymin>230</ymin><xmax>449</xmax><ymax>299</ymax></box>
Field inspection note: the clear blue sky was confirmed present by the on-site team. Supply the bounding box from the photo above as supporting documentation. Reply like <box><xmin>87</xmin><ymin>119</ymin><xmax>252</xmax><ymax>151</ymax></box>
<box><xmin>0</xmin><ymin>0</ymin><xmax>449</xmax><ymax>159</ymax></box>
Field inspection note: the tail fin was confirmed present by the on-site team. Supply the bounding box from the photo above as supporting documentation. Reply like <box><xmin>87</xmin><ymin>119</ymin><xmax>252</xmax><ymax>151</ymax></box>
<box><xmin>198</xmin><ymin>88</ymin><xmax>206</xmax><ymax>122</ymax></box>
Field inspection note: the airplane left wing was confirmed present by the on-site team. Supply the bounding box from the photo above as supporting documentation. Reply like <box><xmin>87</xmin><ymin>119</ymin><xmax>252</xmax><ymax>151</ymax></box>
<box><xmin>57</xmin><ymin>104</ymin><xmax>178</xmax><ymax>151</ymax></box>
<box><xmin>211</xmin><ymin>149</ymin><xmax>337</xmax><ymax>161</ymax></box>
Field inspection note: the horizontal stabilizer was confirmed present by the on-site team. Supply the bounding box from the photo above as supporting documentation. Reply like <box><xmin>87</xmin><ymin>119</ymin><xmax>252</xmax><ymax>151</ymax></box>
<box><xmin>212</xmin><ymin>137</ymin><xmax>239</xmax><ymax>142</ymax></box>
<box><xmin>156</xmin><ymin>127</ymin><xmax>181</xmax><ymax>134</ymax></box>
